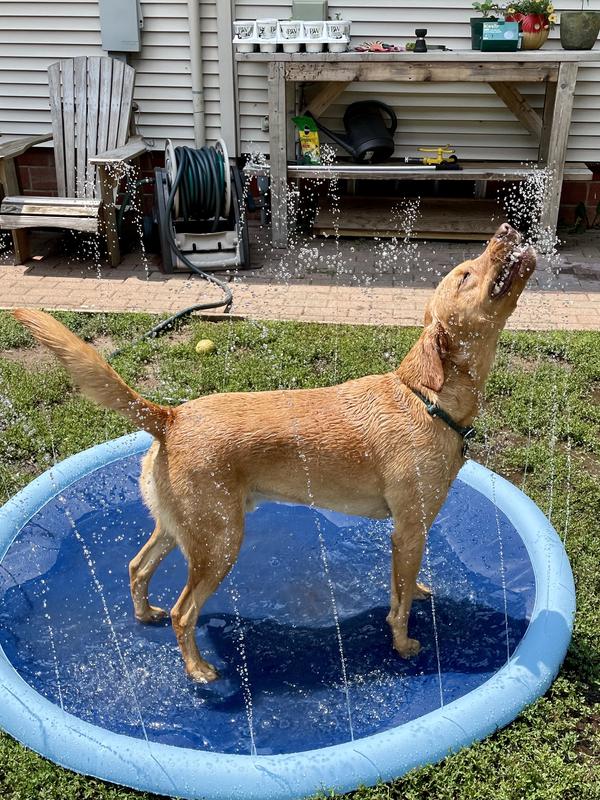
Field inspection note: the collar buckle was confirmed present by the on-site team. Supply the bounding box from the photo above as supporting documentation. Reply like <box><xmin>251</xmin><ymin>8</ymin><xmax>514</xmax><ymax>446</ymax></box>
<box><xmin>410</xmin><ymin>387</ymin><xmax>477</xmax><ymax>456</ymax></box>
<box><xmin>461</xmin><ymin>426</ymin><xmax>477</xmax><ymax>458</ymax></box>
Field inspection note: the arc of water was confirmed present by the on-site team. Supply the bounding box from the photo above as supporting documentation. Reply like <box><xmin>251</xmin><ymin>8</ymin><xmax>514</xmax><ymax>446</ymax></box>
<box><xmin>521</xmin><ymin>350</ymin><xmax>544</xmax><ymax>493</ymax></box>
<box><xmin>45</xmin><ymin>609</ymin><xmax>65</xmax><ymax>711</ymax></box>
<box><xmin>562</xmin><ymin>389</ymin><xmax>572</xmax><ymax>546</ymax></box>
<box><xmin>285</xmin><ymin>395</ymin><xmax>355</xmax><ymax>742</ymax></box>
<box><xmin>54</xmin><ymin>494</ymin><xmax>176</xmax><ymax>790</ymax></box>
<box><xmin>35</xmin><ymin>406</ymin><xmax>176</xmax><ymax>788</ymax></box>
<box><xmin>545</xmin><ymin>373</ymin><xmax>561</xmax><ymax>524</ymax></box>
<box><xmin>479</xmin><ymin>341</ymin><xmax>513</xmax><ymax>663</ymax></box>
<box><xmin>490</xmin><ymin>474</ymin><xmax>511</xmax><ymax>664</ymax></box>
<box><xmin>228</xmin><ymin>578</ymin><xmax>257</xmax><ymax>757</ymax></box>
<box><xmin>218</xmin><ymin>323</ymin><xmax>258</xmax><ymax>756</ymax></box>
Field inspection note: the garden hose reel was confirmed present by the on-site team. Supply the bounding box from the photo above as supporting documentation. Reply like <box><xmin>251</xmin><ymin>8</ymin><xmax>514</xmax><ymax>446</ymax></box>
<box><xmin>155</xmin><ymin>138</ymin><xmax>250</xmax><ymax>273</ymax></box>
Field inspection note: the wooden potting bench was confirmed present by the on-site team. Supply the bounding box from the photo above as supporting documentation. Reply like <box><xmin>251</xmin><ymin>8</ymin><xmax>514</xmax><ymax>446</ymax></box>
<box><xmin>235</xmin><ymin>50</ymin><xmax>600</xmax><ymax>246</ymax></box>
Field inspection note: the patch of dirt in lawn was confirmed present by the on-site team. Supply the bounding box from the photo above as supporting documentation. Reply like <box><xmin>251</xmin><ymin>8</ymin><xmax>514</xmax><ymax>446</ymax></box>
<box><xmin>136</xmin><ymin>361</ymin><xmax>164</xmax><ymax>395</ymax></box>
<box><xmin>0</xmin><ymin>345</ymin><xmax>54</xmax><ymax>370</ymax></box>
<box><xmin>574</xmin><ymin>449</ymin><xmax>600</xmax><ymax>480</ymax></box>
<box><xmin>506</xmin><ymin>353</ymin><xmax>542</xmax><ymax>373</ymax></box>
<box><xmin>1</xmin><ymin>334</ymin><xmax>116</xmax><ymax>369</ymax></box>
<box><xmin>506</xmin><ymin>352</ymin><xmax>574</xmax><ymax>373</ymax></box>
<box><xmin>92</xmin><ymin>334</ymin><xmax>116</xmax><ymax>355</ymax></box>
<box><xmin>161</xmin><ymin>327</ymin><xmax>195</xmax><ymax>345</ymax></box>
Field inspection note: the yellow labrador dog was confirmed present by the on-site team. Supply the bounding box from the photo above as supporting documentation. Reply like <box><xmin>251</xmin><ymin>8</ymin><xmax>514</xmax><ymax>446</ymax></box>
<box><xmin>14</xmin><ymin>223</ymin><xmax>535</xmax><ymax>683</ymax></box>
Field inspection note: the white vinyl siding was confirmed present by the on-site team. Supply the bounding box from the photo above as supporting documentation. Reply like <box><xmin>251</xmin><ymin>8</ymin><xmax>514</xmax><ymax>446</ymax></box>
<box><xmin>1</xmin><ymin>0</ymin><xmax>598</xmax><ymax>161</ymax></box>
<box><xmin>0</xmin><ymin>0</ymin><xmax>222</xmax><ymax>148</ymax></box>
<box><xmin>235</xmin><ymin>0</ymin><xmax>600</xmax><ymax>162</ymax></box>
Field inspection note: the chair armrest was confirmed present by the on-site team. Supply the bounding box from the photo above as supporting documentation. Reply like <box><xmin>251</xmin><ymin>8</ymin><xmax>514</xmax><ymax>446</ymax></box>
<box><xmin>90</xmin><ymin>136</ymin><xmax>148</xmax><ymax>166</ymax></box>
<box><xmin>0</xmin><ymin>133</ymin><xmax>53</xmax><ymax>160</ymax></box>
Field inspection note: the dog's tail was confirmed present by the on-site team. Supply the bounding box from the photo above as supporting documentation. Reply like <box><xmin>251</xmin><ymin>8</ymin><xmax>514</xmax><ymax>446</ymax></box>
<box><xmin>12</xmin><ymin>309</ymin><xmax>172</xmax><ymax>439</ymax></box>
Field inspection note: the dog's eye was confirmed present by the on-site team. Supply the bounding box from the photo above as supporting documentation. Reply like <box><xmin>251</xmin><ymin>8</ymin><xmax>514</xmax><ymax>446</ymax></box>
<box><xmin>458</xmin><ymin>272</ymin><xmax>471</xmax><ymax>289</ymax></box>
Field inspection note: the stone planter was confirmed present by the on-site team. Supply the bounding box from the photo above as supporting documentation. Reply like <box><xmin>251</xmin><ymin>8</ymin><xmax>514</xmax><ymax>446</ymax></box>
<box><xmin>560</xmin><ymin>11</ymin><xmax>600</xmax><ymax>50</ymax></box>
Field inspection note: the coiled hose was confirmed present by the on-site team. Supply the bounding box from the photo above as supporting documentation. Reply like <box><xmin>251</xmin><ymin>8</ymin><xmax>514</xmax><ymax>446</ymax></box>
<box><xmin>110</xmin><ymin>145</ymin><xmax>234</xmax><ymax>359</ymax></box>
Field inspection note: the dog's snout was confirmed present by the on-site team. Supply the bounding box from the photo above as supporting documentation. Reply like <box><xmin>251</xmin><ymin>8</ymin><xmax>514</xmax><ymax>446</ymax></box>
<box><xmin>494</xmin><ymin>222</ymin><xmax>522</xmax><ymax>245</ymax></box>
<box><xmin>495</xmin><ymin>222</ymin><xmax>514</xmax><ymax>238</ymax></box>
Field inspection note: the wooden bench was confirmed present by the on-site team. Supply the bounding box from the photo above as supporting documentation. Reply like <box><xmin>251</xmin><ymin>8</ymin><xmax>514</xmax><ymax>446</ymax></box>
<box><xmin>0</xmin><ymin>56</ymin><xmax>148</xmax><ymax>266</ymax></box>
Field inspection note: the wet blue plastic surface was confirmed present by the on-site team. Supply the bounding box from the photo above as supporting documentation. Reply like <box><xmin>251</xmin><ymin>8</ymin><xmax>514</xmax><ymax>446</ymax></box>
<box><xmin>0</xmin><ymin>451</ymin><xmax>535</xmax><ymax>756</ymax></box>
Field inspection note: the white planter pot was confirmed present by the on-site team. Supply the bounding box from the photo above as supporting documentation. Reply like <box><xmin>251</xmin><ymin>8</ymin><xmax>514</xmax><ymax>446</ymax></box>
<box><xmin>233</xmin><ymin>20</ymin><xmax>256</xmax><ymax>39</ymax></box>
<box><xmin>257</xmin><ymin>18</ymin><xmax>278</xmax><ymax>39</ymax></box>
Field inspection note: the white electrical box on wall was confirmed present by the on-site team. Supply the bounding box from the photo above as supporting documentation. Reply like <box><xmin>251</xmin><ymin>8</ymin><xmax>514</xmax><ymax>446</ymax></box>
<box><xmin>99</xmin><ymin>0</ymin><xmax>143</xmax><ymax>53</ymax></box>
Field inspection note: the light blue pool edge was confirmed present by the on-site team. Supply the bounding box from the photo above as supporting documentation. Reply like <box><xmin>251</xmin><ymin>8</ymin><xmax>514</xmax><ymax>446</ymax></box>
<box><xmin>0</xmin><ymin>431</ymin><xmax>576</xmax><ymax>800</ymax></box>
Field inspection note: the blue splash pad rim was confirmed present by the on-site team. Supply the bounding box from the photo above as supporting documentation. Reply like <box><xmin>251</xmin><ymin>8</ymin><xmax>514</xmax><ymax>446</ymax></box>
<box><xmin>0</xmin><ymin>431</ymin><xmax>575</xmax><ymax>800</ymax></box>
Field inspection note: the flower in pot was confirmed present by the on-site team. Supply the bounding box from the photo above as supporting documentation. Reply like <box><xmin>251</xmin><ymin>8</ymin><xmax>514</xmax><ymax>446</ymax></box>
<box><xmin>560</xmin><ymin>1</ymin><xmax>600</xmax><ymax>50</ymax></box>
<box><xmin>471</xmin><ymin>1</ymin><xmax>501</xmax><ymax>49</ymax></box>
<box><xmin>505</xmin><ymin>1</ymin><xmax>556</xmax><ymax>49</ymax></box>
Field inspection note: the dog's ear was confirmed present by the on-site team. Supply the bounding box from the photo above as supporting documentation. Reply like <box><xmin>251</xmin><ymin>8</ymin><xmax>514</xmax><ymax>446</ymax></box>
<box><xmin>419</xmin><ymin>322</ymin><xmax>449</xmax><ymax>392</ymax></box>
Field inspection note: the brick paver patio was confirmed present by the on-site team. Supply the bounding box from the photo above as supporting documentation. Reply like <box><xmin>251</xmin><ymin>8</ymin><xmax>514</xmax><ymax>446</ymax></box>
<box><xmin>1</xmin><ymin>224</ymin><xmax>599</xmax><ymax>330</ymax></box>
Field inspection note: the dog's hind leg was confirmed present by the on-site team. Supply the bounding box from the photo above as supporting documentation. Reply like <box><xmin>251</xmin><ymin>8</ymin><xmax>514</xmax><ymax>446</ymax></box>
<box><xmin>129</xmin><ymin>522</ymin><xmax>176</xmax><ymax>623</ymax></box>
<box><xmin>170</xmin><ymin>504</ymin><xmax>245</xmax><ymax>683</ymax></box>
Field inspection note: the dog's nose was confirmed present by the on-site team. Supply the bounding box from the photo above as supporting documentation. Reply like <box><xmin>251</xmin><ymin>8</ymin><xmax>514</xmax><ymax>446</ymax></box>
<box><xmin>494</xmin><ymin>223</ymin><xmax>521</xmax><ymax>243</ymax></box>
<box><xmin>496</xmin><ymin>223</ymin><xmax>514</xmax><ymax>238</ymax></box>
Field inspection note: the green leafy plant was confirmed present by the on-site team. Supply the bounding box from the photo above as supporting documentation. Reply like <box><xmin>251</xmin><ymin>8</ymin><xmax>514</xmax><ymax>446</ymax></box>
<box><xmin>506</xmin><ymin>0</ymin><xmax>554</xmax><ymax>13</ymax></box>
<box><xmin>472</xmin><ymin>1</ymin><xmax>500</xmax><ymax>16</ymax></box>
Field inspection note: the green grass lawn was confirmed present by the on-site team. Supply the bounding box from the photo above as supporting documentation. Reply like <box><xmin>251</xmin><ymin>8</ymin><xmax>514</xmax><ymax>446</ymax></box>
<box><xmin>0</xmin><ymin>310</ymin><xmax>598</xmax><ymax>800</ymax></box>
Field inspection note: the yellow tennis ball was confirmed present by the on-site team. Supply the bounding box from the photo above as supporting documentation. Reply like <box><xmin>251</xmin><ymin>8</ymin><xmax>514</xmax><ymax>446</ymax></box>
<box><xmin>195</xmin><ymin>339</ymin><xmax>216</xmax><ymax>355</ymax></box>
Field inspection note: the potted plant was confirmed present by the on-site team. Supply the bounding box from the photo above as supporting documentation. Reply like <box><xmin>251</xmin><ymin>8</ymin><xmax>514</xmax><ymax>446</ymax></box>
<box><xmin>560</xmin><ymin>1</ymin><xmax>600</xmax><ymax>50</ymax></box>
<box><xmin>471</xmin><ymin>2</ymin><xmax>500</xmax><ymax>49</ymax></box>
<box><xmin>505</xmin><ymin>1</ymin><xmax>557</xmax><ymax>49</ymax></box>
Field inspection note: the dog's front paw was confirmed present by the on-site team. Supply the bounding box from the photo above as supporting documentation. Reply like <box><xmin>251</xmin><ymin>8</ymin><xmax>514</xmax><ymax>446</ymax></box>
<box><xmin>394</xmin><ymin>636</ymin><xmax>421</xmax><ymax>658</ymax></box>
<box><xmin>135</xmin><ymin>605</ymin><xmax>169</xmax><ymax>624</ymax></box>
<box><xmin>187</xmin><ymin>661</ymin><xmax>220</xmax><ymax>684</ymax></box>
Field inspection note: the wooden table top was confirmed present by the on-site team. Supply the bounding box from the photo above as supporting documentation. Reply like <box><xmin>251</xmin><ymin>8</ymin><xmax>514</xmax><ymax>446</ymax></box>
<box><xmin>236</xmin><ymin>49</ymin><xmax>600</xmax><ymax>63</ymax></box>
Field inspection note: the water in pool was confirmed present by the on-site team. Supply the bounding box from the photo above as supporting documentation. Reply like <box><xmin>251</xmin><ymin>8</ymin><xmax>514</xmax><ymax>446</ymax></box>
<box><xmin>0</xmin><ymin>452</ymin><xmax>535</xmax><ymax>756</ymax></box>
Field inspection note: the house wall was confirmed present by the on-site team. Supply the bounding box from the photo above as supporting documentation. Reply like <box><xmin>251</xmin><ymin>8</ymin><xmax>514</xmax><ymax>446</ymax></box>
<box><xmin>2</xmin><ymin>0</ymin><xmax>598</xmax><ymax>161</ymax></box>
<box><xmin>0</xmin><ymin>0</ymin><xmax>223</xmax><ymax>148</ymax></box>
<box><xmin>235</xmin><ymin>0</ymin><xmax>600</xmax><ymax>163</ymax></box>
<box><xmin>1</xmin><ymin>0</ymin><xmax>599</xmax><ymax>221</ymax></box>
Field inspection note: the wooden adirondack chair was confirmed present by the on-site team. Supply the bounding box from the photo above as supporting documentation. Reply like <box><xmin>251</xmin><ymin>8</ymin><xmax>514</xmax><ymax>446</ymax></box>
<box><xmin>0</xmin><ymin>56</ymin><xmax>148</xmax><ymax>266</ymax></box>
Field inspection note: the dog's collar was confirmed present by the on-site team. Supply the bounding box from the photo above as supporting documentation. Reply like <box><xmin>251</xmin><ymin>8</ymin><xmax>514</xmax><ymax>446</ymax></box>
<box><xmin>410</xmin><ymin>388</ymin><xmax>476</xmax><ymax>455</ymax></box>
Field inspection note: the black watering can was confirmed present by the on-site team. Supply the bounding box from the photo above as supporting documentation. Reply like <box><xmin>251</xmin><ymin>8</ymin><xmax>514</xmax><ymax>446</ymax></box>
<box><xmin>309</xmin><ymin>100</ymin><xmax>397</xmax><ymax>163</ymax></box>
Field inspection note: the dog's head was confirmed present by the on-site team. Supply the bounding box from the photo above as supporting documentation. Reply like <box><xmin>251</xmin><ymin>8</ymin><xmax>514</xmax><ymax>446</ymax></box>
<box><xmin>412</xmin><ymin>224</ymin><xmax>536</xmax><ymax>392</ymax></box>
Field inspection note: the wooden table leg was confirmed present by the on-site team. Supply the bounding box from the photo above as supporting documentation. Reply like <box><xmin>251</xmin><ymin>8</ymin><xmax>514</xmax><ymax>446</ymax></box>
<box><xmin>538</xmin><ymin>78</ymin><xmax>557</xmax><ymax>164</ymax></box>
<box><xmin>540</xmin><ymin>63</ymin><xmax>578</xmax><ymax>236</ymax></box>
<box><xmin>0</xmin><ymin>159</ymin><xmax>30</xmax><ymax>263</ymax></box>
<box><xmin>268</xmin><ymin>62</ymin><xmax>288</xmax><ymax>248</ymax></box>
<box><xmin>98</xmin><ymin>163</ymin><xmax>121</xmax><ymax>267</ymax></box>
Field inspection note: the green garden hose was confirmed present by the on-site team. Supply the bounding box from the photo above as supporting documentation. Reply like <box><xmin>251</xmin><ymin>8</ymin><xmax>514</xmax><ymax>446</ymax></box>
<box><xmin>110</xmin><ymin>144</ymin><xmax>234</xmax><ymax>359</ymax></box>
